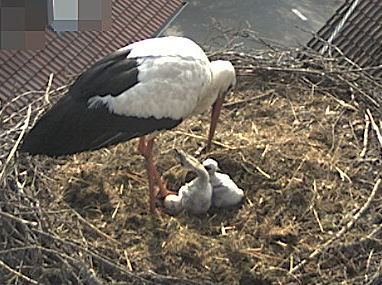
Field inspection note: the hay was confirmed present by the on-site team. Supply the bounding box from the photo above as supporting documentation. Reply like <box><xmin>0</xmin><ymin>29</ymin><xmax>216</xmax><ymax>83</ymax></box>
<box><xmin>2</xmin><ymin>42</ymin><xmax>382</xmax><ymax>284</ymax></box>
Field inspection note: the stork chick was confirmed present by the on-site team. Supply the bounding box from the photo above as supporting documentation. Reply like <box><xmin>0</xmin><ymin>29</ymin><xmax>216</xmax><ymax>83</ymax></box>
<box><xmin>203</xmin><ymin>158</ymin><xmax>244</xmax><ymax>208</ymax></box>
<box><xmin>163</xmin><ymin>149</ymin><xmax>212</xmax><ymax>215</ymax></box>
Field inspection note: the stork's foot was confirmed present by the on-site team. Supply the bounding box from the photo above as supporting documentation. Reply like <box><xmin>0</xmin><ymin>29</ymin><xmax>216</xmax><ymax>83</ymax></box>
<box><xmin>153</xmin><ymin>174</ymin><xmax>177</xmax><ymax>200</ymax></box>
<box><xmin>152</xmin><ymin>186</ymin><xmax>174</xmax><ymax>218</ymax></box>
<box><xmin>156</xmin><ymin>189</ymin><xmax>178</xmax><ymax>200</ymax></box>
<box><xmin>151</xmin><ymin>166</ymin><xmax>177</xmax><ymax>199</ymax></box>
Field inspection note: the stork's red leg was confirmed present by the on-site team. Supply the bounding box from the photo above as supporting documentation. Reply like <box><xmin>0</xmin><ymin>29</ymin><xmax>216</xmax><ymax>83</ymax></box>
<box><xmin>138</xmin><ymin>136</ymin><xmax>148</xmax><ymax>156</ymax></box>
<box><xmin>138</xmin><ymin>137</ymin><xmax>157</xmax><ymax>214</ymax></box>
<box><xmin>138</xmin><ymin>137</ymin><xmax>176</xmax><ymax>204</ymax></box>
<box><xmin>207</xmin><ymin>96</ymin><xmax>224</xmax><ymax>150</ymax></box>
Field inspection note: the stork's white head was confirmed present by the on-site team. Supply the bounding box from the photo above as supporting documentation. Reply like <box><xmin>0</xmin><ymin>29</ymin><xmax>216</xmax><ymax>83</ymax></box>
<box><xmin>207</xmin><ymin>60</ymin><xmax>236</xmax><ymax>149</ymax></box>
<box><xmin>203</xmin><ymin>158</ymin><xmax>219</xmax><ymax>176</ymax></box>
<box><xmin>210</xmin><ymin>60</ymin><xmax>236</xmax><ymax>100</ymax></box>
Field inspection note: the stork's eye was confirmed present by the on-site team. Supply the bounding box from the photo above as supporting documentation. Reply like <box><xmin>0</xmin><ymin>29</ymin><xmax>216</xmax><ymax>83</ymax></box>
<box><xmin>204</xmin><ymin>166</ymin><xmax>211</xmax><ymax>171</ymax></box>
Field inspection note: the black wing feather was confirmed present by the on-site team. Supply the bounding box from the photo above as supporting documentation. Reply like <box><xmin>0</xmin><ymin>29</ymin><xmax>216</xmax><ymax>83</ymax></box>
<box><xmin>69</xmin><ymin>49</ymin><xmax>139</xmax><ymax>100</ymax></box>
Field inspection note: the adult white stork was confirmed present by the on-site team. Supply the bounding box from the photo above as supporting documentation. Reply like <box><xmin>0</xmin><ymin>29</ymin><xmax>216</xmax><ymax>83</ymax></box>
<box><xmin>20</xmin><ymin>36</ymin><xmax>236</xmax><ymax>214</ymax></box>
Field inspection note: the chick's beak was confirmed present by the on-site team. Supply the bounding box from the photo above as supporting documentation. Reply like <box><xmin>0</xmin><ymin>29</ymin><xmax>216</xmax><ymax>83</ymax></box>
<box><xmin>207</xmin><ymin>96</ymin><xmax>224</xmax><ymax>150</ymax></box>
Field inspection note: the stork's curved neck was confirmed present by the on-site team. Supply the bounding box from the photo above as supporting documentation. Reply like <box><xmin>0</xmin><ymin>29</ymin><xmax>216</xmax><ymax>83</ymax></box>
<box><xmin>189</xmin><ymin>165</ymin><xmax>209</xmax><ymax>186</ymax></box>
<box><xmin>210</xmin><ymin>67</ymin><xmax>224</xmax><ymax>104</ymax></box>
<box><xmin>209</xmin><ymin>60</ymin><xmax>236</xmax><ymax>103</ymax></box>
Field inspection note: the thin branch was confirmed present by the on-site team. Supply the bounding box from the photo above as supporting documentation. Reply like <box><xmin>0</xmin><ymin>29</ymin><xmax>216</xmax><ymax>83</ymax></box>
<box><xmin>366</xmin><ymin>109</ymin><xmax>382</xmax><ymax>149</ymax></box>
<box><xmin>0</xmin><ymin>105</ymin><xmax>31</xmax><ymax>186</ymax></box>
<box><xmin>361</xmin><ymin>114</ymin><xmax>370</xmax><ymax>157</ymax></box>
<box><xmin>223</xmin><ymin>90</ymin><xmax>274</xmax><ymax>107</ymax></box>
<box><xmin>0</xmin><ymin>210</ymin><xmax>38</xmax><ymax>227</ymax></box>
<box><xmin>71</xmin><ymin>209</ymin><xmax>122</xmax><ymax>246</ymax></box>
<box><xmin>31</xmin><ymin>228</ymin><xmax>152</xmax><ymax>284</ymax></box>
<box><xmin>0</xmin><ymin>258</ymin><xmax>38</xmax><ymax>284</ymax></box>
<box><xmin>44</xmin><ymin>73</ymin><xmax>54</xmax><ymax>104</ymax></box>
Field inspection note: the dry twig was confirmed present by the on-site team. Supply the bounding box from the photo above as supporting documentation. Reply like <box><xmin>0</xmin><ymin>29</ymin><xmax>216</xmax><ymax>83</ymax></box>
<box><xmin>0</xmin><ymin>105</ymin><xmax>31</xmax><ymax>185</ymax></box>
<box><xmin>44</xmin><ymin>73</ymin><xmax>54</xmax><ymax>104</ymax></box>
<box><xmin>367</xmin><ymin>109</ymin><xmax>382</xmax><ymax>149</ymax></box>
<box><xmin>0</xmin><ymin>258</ymin><xmax>38</xmax><ymax>284</ymax></box>
<box><xmin>361</xmin><ymin>114</ymin><xmax>371</xmax><ymax>157</ymax></box>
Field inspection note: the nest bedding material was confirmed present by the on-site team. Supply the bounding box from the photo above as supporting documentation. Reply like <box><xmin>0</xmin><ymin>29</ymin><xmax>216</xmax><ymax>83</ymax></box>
<box><xmin>1</xmin><ymin>47</ymin><xmax>382</xmax><ymax>284</ymax></box>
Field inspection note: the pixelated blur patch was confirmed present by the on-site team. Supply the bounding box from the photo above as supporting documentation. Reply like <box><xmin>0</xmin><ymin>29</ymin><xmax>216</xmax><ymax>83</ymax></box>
<box><xmin>0</xmin><ymin>0</ymin><xmax>26</xmax><ymax>7</ymax></box>
<box><xmin>0</xmin><ymin>0</ymin><xmax>46</xmax><ymax>50</ymax></box>
<box><xmin>51</xmin><ymin>0</ymin><xmax>111</xmax><ymax>32</ymax></box>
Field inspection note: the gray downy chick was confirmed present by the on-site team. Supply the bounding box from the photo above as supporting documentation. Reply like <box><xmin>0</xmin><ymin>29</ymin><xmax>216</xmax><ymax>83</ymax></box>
<box><xmin>203</xmin><ymin>158</ymin><xmax>244</xmax><ymax>208</ymax></box>
<box><xmin>163</xmin><ymin>149</ymin><xmax>212</xmax><ymax>215</ymax></box>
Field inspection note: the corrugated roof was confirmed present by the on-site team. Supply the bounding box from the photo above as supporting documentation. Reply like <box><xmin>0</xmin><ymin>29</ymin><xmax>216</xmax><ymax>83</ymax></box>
<box><xmin>0</xmin><ymin>0</ymin><xmax>185</xmax><ymax>115</ymax></box>
<box><xmin>307</xmin><ymin>0</ymin><xmax>382</xmax><ymax>77</ymax></box>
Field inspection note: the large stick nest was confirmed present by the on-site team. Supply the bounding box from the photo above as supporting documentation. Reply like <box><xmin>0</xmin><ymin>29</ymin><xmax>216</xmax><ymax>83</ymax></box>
<box><xmin>1</xmin><ymin>42</ymin><xmax>382</xmax><ymax>284</ymax></box>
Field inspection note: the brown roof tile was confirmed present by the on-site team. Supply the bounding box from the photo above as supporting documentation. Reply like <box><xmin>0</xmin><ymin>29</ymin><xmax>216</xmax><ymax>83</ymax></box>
<box><xmin>307</xmin><ymin>0</ymin><xmax>382</xmax><ymax>77</ymax></box>
<box><xmin>0</xmin><ymin>0</ymin><xmax>185</xmax><ymax>115</ymax></box>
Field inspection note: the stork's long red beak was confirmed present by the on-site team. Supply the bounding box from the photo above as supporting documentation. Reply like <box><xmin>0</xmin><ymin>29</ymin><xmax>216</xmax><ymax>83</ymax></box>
<box><xmin>207</xmin><ymin>96</ymin><xmax>224</xmax><ymax>150</ymax></box>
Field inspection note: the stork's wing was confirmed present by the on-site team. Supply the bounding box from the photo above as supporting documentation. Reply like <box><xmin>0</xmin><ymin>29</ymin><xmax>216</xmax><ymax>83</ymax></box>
<box><xmin>20</xmin><ymin>95</ymin><xmax>182</xmax><ymax>156</ymax></box>
<box><xmin>20</xmin><ymin>46</ymin><xmax>184</xmax><ymax>156</ymax></box>
<box><xmin>69</xmin><ymin>48</ymin><xmax>139</xmax><ymax>101</ymax></box>
<box><xmin>20</xmin><ymin>37</ymin><xmax>211</xmax><ymax>156</ymax></box>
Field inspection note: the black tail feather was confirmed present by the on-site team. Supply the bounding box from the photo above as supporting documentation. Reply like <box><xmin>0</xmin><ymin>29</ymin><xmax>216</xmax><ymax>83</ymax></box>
<box><xmin>20</xmin><ymin>96</ymin><xmax>181</xmax><ymax>156</ymax></box>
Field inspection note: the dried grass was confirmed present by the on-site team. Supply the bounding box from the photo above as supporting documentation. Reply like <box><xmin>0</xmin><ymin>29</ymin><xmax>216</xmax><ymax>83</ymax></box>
<box><xmin>1</xmin><ymin>42</ymin><xmax>382</xmax><ymax>284</ymax></box>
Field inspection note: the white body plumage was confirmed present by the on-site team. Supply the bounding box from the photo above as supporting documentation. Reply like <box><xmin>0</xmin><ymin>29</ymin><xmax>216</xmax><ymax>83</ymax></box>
<box><xmin>89</xmin><ymin>37</ymin><xmax>218</xmax><ymax>120</ymax></box>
